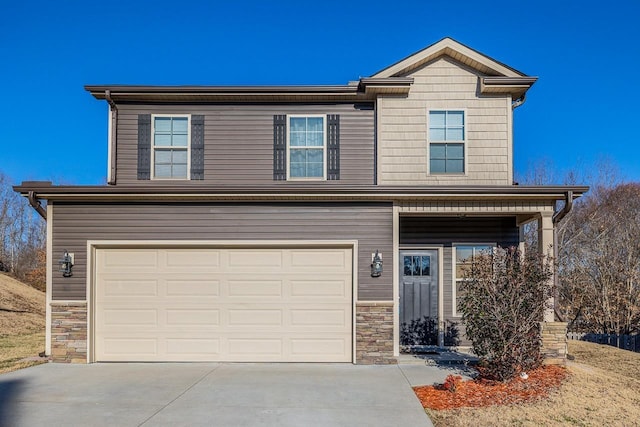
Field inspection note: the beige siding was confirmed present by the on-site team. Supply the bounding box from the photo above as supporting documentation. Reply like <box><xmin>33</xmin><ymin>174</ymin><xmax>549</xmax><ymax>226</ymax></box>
<box><xmin>378</xmin><ymin>57</ymin><xmax>512</xmax><ymax>186</ymax></box>
<box><xmin>51</xmin><ymin>202</ymin><xmax>392</xmax><ymax>302</ymax></box>
<box><xmin>114</xmin><ymin>103</ymin><xmax>374</xmax><ymax>185</ymax></box>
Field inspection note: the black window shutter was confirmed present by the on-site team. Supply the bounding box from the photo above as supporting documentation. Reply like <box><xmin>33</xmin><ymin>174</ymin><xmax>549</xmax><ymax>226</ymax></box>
<box><xmin>137</xmin><ymin>114</ymin><xmax>151</xmax><ymax>180</ymax></box>
<box><xmin>273</xmin><ymin>115</ymin><xmax>287</xmax><ymax>180</ymax></box>
<box><xmin>191</xmin><ymin>115</ymin><xmax>205</xmax><ymax>180</ymax></box>
<box><xmin>327</xmin><ymin>114</ymin><xmax>340</xmax><ymax>180</ymax></box>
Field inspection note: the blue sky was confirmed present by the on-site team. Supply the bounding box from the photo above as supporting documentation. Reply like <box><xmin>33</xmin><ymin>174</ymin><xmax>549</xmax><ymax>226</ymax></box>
<box><xmin>1</xmin><ymin>0</ymin><xmax>639</xmax><ymax>186</ymax></box>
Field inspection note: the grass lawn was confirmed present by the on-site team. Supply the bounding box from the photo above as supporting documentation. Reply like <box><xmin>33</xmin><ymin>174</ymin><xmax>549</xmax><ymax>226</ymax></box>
<box><xmin>426</xmin><ymin>341</ymin><xmax>640</xmax><ymax>426</ymax></box>
<box><xmin>0</xmin><ymin>332</ymin><xmax>46</xmax><ymax>374</ymax></box>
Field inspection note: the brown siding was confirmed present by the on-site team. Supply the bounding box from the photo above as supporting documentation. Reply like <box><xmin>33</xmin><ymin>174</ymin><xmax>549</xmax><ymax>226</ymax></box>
<box><xmin>114</xmin><ymin>103</ymin><xmax>374</xmax><ymax>185</ymax></box>
<box><xmin>51</xmin><ymin>202</ymin><xmax>392</xmax><ymax>301</ymax></box>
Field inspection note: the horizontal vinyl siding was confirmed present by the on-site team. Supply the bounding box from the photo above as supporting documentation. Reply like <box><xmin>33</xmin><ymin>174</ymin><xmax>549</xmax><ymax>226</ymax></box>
<box><xmin>51</xmin><ymin>202</ymin><xmax>392</xmax><ymax>301</ymax></box>
<box><xmin>378</xmin><ymin>56</ymin><xmax>512</xmax><ymax>186</ymax></box>
<box><xmin>115</xmin><ymin>104</ymin><xmax>374</xmax><ymax>185</ymax></box>
<box><xmin>399</xmin><ymin>216</ymin><xmax>519</xmax><ymax>344</ymax></box>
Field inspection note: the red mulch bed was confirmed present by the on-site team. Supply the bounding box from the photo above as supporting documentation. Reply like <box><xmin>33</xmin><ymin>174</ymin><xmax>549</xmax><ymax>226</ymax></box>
<box><xmin>413</xmin><ymin>365</ymin><xmax>570</xmax><ymax>410</ymax></box>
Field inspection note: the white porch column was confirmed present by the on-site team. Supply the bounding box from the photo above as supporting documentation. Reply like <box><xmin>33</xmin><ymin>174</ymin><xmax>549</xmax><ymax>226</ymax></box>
<box><xmin>538</xmin><ymin>212</ymin><xmax>555</xmax><ymax>322</ymax></box>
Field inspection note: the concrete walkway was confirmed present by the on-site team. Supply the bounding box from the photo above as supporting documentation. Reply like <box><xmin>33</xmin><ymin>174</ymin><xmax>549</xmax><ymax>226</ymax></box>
<box><xmin>0</xmin><ymin>363</ymin><xmax>434</xmax><ymax>427</ymax></box>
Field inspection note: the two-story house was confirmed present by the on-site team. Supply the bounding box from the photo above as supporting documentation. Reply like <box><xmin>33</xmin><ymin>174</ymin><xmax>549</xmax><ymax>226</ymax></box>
<box><xmin>16</xmin><ymin>38</ymin><xmax>586</xmax><ymax>364</ymax></box>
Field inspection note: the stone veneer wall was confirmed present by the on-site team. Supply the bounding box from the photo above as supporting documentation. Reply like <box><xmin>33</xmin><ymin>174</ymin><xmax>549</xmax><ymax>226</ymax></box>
<box><xmin>355</xmin><ymin>301</ymin><xmax>396</xmax><ymax>364</ymax></box>
<box><xmin>51</xmin><ymin>302</ymin><xmax>88</xmax><ymax>363</ymax></box>
<box><xmin>540</xmin><ymin>321</ymin><xmax>568</xmax><ymax>365</ymax></box>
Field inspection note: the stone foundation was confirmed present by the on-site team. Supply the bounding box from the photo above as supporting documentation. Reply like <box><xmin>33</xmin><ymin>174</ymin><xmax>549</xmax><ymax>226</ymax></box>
<box><xmin>355</xmin><ymin>301</ymin><xmax>396</xmax><ymax>364</ymax></box>
<box><xmin>51</xmin><ymin>302</ymin><xmax>88</xmax><ymax>363</ymax></box>
<box><xmin>540</xmin><ymin>321</ymin><xmax>568</xmax><ymax>365</ymax></box>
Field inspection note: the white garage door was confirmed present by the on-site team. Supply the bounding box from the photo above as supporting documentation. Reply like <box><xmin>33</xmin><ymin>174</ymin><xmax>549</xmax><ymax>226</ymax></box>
<box><xmin>94</xmin><ymin>247</ymin><xmax>353</xmax><ymax>362</ymax></box>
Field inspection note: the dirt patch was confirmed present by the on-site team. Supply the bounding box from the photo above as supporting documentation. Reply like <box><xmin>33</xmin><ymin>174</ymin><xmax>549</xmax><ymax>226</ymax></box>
<box><xmin>0</xmin><ymin>273</ymin><xmax>45</xmax><ymax>336</ymax></box>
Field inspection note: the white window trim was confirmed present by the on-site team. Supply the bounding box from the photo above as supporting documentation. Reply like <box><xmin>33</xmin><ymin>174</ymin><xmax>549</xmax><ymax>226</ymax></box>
<box><xmin>151</xmin><ymin>114</ymin><xmax>191</xmax><ymax>180</ymax></box>
<box><xmin>452</xmin><ymin>242</ymin><xmax>495</xmax><ymax>317</ymax></box>
<box><xmin>427</xmin><ymin>109</ymin><xmax>467</xmax><ymax>176</ymax></box>
<box><xmin>286</xmin><ymin>114</ymin><xmax>327</xmax><ymax>181</ymax></box>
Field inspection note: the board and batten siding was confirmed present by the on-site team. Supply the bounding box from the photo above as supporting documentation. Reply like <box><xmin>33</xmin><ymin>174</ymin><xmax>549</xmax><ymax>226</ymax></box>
<box><xmin>51</xmin><ymin>202</ymin><xmax>392</xmax><ymax>301</ymax></box>
<box><xmin>114</xmin><ymin>103</ymin><xmax>374</xmax><ymax>185</ymax></box>
<box><xmin>399</xmin><ymin>216</ymin><xmax>519</xmax><ymax>340</ymax></box>
<box><xmin>377</xmin><ymin>57</ymin><xmax>512</xmax><ymax>185</ymax></box>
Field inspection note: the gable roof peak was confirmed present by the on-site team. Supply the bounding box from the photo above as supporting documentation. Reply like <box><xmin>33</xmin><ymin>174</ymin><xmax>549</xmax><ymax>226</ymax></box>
<box><xmin>371</xmin><ymin>37</ymin><xmax>528</xmax><ymax>78</ymax></box>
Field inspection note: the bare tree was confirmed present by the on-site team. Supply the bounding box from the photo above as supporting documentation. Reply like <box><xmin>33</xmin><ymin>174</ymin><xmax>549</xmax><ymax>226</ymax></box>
<box><xmin>0</xmin><ymin>172</ymin><xmax>46</xmax><ymax>288</ymax></box>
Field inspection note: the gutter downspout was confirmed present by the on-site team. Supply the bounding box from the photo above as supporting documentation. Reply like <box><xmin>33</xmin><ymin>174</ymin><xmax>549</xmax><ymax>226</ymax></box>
<box><xmin>105</xmin><ymin>90</ymin><xmax>117</xmax><ymax>185</ymax></box>
<box><xmin>551</xmin><ymin>190</ymin><xmax>573</xmax><ymax>321</ymax></box>
<box><xmin>512</xmin><ymin>93</ymin><xmax>526</xmax><ymax>110</ymax></box>
<box><xmin>28</xmin><ymin>191</ymin><xmax>47</xmax><ymax>220</ymax></box>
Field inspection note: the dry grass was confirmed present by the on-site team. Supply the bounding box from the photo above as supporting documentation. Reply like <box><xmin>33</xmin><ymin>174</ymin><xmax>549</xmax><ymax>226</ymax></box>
<box><xmin>0</xmin><ymin>273</ymin><xmax>46</xmax><ymax>373</ymax></box>
<box><xmin>427</xmin><ymin>341</ymin><xmax>640</xmax><ymax>427</ymax></box>
<box><xmin>0</xmin><ymin>332</ymin><xmax>45</xmax><ymax>374</ymax></box>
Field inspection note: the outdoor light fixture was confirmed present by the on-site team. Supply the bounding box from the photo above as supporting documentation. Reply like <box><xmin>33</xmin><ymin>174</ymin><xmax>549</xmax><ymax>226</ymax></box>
<box><xmin>58</xmin><ymin>250</ymin><xmax>73</xmax><ymax>277</ymax></box>
<box><xmin>371</xmin><ymin>250</ymin><xmax>383</xmax><ymax>277</ymax></box>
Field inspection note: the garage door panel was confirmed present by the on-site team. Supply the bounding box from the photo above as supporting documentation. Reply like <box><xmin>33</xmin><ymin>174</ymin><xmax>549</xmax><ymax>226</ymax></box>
<box><xmin>102</xmin><ymin>309</ymin><xmax>157</xmax><ymax>326</ymax></box>
<box><xmin>103</xmin><ymin>280</ymin><xmax>159</xmax><ymax>296</ymax></box>
<box><xmin>166</xmin><ymin>280</ymin><xmax>220</xmax><ymax>296</ymax></box>
<box><xmin>166</xmin><ymin>339</ymin><xmax>220</xmax><ymax>355</ymax></box>
<box><xmin>95</xmin><ymin>247</ymin><xmax>352</xmax><ymax>362</ymax></box>
<box><xmin>166</xmin><ymin>309</ymin><xmax>220</xmax><ymax>326</ymax></box>
<box><xmin>227</xmin><ymin>280</ymin><xmax>283</xmax><ymax>297</ymax></box>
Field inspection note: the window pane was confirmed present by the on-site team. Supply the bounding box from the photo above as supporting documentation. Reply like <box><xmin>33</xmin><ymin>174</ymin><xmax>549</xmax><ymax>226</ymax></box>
<box><xmin>430</xmin><ymin>144</ymin><xmax>446</xmax><ymax>159</ymax></box>
<box><xmin>290</xmin><ymin>131</ymin><xmax>305</xmax><ymax>147</ymax></box>
<box><xmin>155</xmin><ymin>164</ymin><xmax>171</xmax><ymax>178</ymax></box>
<box><xmin>290</xmin><ymin>162</ymin><xmax>305</xmax><ymax>178</ymax></box>
<box><xmin>172</xmin><ymin>134</ymin><xmax>188</xmax><ymax>147</ymax></box>
<box><xmin>290</xmin><ymin>117</ymin><xmax>306</xmax><ymax>132</ymax></box>
<box><xmin>306</xmin><ymin>131</ymin><xmax>324</xmax><ymax>146</ymax></box>
<box><xmin>448</xmin><ymin>159</ymin><xmax>464</xmax><ymax>173</ymax></box>
<box><xmin>430</xmin><ymin>159</ymin><xmax>446</xmax><ymax>173</ymax></box>
<box><xmin>306</xmin><ymin>149</ymin><xmax>323</xmax><ymax>163</ymax></box>
<box><xmin>154</xmin><ymin>117</ymin><xmax>171</xmax><ymax>132</ymax></box>
<box><xmin>155</xmin><ymin>150</ymin><xmax>171</xmax><ymax>163</ymax></box>
<box><xmin>155</xmin><ymin>134</ymin><xmax>172</xmax><ymax>146</ymax></box>
<box><xmin>447</xmin><ymin>143</ymin><xmax>464</xmax><ymax>159</ymax></box>
<box><xmin>447</xmin><ymin>111</ymin><xmax>464</xmax><ymax>126</ymax></box>
<box><xmin>290</xmin><ymin>149</ymin><xmax>305</xmax><ymax>163</ymax></box>
<box><xmin>412</xmin><ymin>256</ymin><xmax>421</xmax><ymax>275</ymax></box>
<box><xmin>307</xmin><ymin>117</ymin><xmax>324</xmax><ymax>132</ymax></box>
<box><xmin>446</xmin><ymin>127</ymin><xmax>464</xmax><ymax>141</ymax></box>
<box><xmin>404</xmin><ymin>256</ymin><xmax>412</xmax><ymax>276</ymax></box>
<box><xmin>429</xmin><ymin>128</ymin><xmax>445</xmax><ymax>141</ymax></box>
<box><xmin>421</xmin><ymin>256</ymin><xmax>430</xmax><ymax>276</ymax></box>
<box><xmin>172</xmin><ymin>117</ymin><xmax>188</xmax><ymax>133</ymax></box>
<box><xmin>172</xmin><ymin>150</ymin><xmax>187</xmax><ymax>164</ymax></box>
<box><xmin>456</xmin><ymin>247</ymin><xmax>474</xmax><ymax>263</ymax></box>
<box><xmin>429</xmin><ymin>111</ymin><xmax>446</xmax><ymax>127</ymax></box>
<box><xmin>306</xmin><ymin>162</ymin><xmax>323</xmax><ymax>177</ymax></box>
<box><xmin>172</xmin><ymin>164</ymin><xmax>187</xmax><ymax>178</ymax></box>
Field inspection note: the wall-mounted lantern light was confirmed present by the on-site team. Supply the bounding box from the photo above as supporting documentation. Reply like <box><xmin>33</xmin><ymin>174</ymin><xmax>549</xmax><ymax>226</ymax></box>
<box><xmin>58</xmin><ymin>250</ymin><xmax>74</xmax><ymax>277</ymax></box>
<box><xmin>371</xmin><ymin>250</ymin><xmax>383</xmax><ymax>277</ymax></box>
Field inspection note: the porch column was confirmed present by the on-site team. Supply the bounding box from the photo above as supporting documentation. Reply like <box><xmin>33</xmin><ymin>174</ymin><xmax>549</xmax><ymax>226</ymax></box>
<box><xmin>538</xmin><ymin>212</ymin><xmax>554</xmax><ymax>322</ymax></box>
<box><xmin>518</xmin><ymin>223</ymin><xmax>526</xmax><ymax>254</ymax></box>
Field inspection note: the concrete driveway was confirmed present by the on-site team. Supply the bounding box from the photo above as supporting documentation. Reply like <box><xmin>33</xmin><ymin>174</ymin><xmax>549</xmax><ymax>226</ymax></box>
<box><xmin>0</xmin><ymin>363</ymin><xmax>435</xmax><ymax>426</ymax></box>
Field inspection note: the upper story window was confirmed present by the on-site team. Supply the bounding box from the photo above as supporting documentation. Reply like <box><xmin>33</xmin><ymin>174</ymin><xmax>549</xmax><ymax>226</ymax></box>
<box><xmin>288</xmin><ymin>115</ymin><xmax>326</xmax><ymax>179</ymax></box>
<box><xmin>428</xmin><ymin>110</ymin><xmax>465</xmax><ymax>174</ymax></box>
<box><xmin>152</xmin><ymin>115</ymin><xmax>190</xmax><ymax>179</ymax></box>
<box><xmin>453</xmin><ymin>244</ymin><xmax>493</xmax><ymax>317</ymax></box>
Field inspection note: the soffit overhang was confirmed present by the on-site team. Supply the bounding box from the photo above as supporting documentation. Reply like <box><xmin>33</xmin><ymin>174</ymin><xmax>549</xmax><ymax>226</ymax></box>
<box><xmin>15</xmin><ymin>182</ymin><xmax>588</xmax><ymax>203</ymax></box>
<box><xmin>85</xmin><ymin>79</ymin><xmax>413</xmax><ymax>103</ymax></box>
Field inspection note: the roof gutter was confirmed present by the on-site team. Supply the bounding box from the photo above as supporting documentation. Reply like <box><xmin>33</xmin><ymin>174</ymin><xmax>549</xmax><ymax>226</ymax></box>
<box><xmin>552</xmin><ymin>190</ymin><xmax>573</xmax><ymax>224</ymax></box>
<box><xmin>512</xmin><ymin>93</ymin><xmax>526</xmax><ymax>109</ymax></box>
<box><xmin>27</xmin><ymin>191</ymin><xmax>47</xmax><ymax>220</ymax></box>
<box><xmin>105</xmin><ymin>90</ymin><xmax>117</xmax><ymax>185</ymax></box>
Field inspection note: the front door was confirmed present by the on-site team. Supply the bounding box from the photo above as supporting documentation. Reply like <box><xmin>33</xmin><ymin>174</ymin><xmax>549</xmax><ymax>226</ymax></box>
<box><xmin>399</xmin><ymin>250</ymin><xmax>439</xmax><ymax>346</ymax></box>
